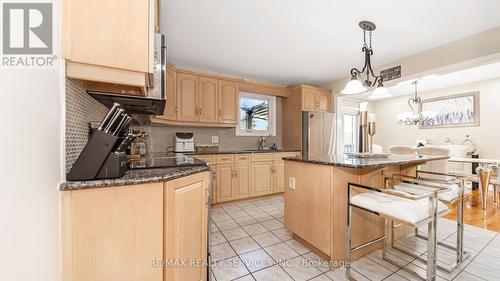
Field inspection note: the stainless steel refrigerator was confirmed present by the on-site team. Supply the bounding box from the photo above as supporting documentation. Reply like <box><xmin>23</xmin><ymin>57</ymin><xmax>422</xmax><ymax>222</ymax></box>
<box><xmin>302</xmin><ymin>111</ymin><xmax>337</xmax><ymax>158</ymax></box>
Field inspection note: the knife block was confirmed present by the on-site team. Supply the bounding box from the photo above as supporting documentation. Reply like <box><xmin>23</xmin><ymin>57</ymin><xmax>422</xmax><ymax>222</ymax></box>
<box><xmin>67</xmin><ymin>130</ymin><xmax>124</xmax><ymax>181</ymax></box>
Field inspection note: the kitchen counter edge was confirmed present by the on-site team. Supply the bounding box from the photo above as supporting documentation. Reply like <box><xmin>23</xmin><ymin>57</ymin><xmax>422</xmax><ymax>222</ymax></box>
<box><xmin>60</xmin><ymin>165</ymin><xmax>210</xmax><ymax>191</ymax></box>
<box><xmin>282</xmin><ymin>155</ymin><xmax>449</xmax><ymax>169</ymax></box>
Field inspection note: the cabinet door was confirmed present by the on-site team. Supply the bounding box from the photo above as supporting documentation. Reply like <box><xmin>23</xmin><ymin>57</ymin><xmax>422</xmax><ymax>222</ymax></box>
<box><xmin>218</xmin><ymin>80</ymin><xmax>239</xmax><ymax>124</ymax></box>
<box><xmin>217</xmin><ymin>164</ymin><xmax>235</xmax><ymax>202</ymax></box>
<box><xmin>62</xmin><ymin>0</ymin><xmax>152</xmax><ymax>73</ymax></box>
<box><xmin>317</xmin><ymin>90</ymin><xmax>331</xmax><ymax>112</ymax></box>
<box><xmin>301</xmin><ymin>87</ymin><xmax>316</xmax><ymax>111</ymax></box>
<box><xmin>198</xmin><ymin>76</ymin><xmax>219</xmax><ymax>123</ymax></box>
<box><xmin>177</xmin><ymin>73</ymin><xmax>198</xmax><ymax>122</ymax></box>
<box><xmin>159</xmin><ymin>67</ymin><xmax>177</xmax><ymax>120</ymax></box>
<box><xmin>61</xmin><ymin>183</ymin><xmax>163</xmax><ymax>281</ymax></box>
<box><xmin>234</xmin><ymin>163</ymin><xmax>250</xmax><ymax>199</ymax></box>
<box><xmin>250</xmin><ymin>161</ymin><xmax>273</xmax><ymax>196</ymax></box>
<box><xmin>165</xmin><ymin>172</ymin><xmax>209</xmax><ymax>281</ymax></box>
<box><xmin>273</xmin><ymin>161</ymin><xmax>285</xmax><ymax>193</ymax></box>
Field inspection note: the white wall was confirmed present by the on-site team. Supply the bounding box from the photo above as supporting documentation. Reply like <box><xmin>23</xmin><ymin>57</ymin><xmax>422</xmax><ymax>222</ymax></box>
<box><xmin>0</xmin><ymin>2</ymin><xmax>62</xmax><ymax>281</ymax></box>
<box><xmin>372</xmin><ymin>78</ymin><xmax>500</xmax><ymax>158</ymax></box>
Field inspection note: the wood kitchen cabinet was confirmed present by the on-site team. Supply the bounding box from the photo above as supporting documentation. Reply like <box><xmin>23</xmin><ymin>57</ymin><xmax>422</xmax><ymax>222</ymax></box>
<box><xmin>198</xmin><ymin>76</ymin><xmax>219</xmax><ymax>123</ymax></box>
<box><xmin>160</xmin><ymin>66</ymin><xmax>178</xmax><ymax>121</ymax></box>
<box><xmin>273</xmin><ymin>161</ymin><xmax>285</xmax><ymax>193</ymax></box>
<box><xmin>177</xmin><ymin>73</ymin><xmax>199</xmax><ymax>122</ymax></box>
<box><xmin>300</xmin><ymin>86</ymin><xmax>331</xmax><ymax>112</ymax></box>
<box><xmin>61</xmin><ymin>183</ymin><xmax>164</xmax><ymax>281</ymax></box>
<box><xmin>250</xmin><ymin>161</ymin><xmax>274</xmax><ymax>196</ymax></box>
<box><xmin>61</xmin><ymin>172</ymin><xmax>210</xmax><ymax>281</ymax></box>
<box><xmin>62</xmin><ymin>0</ymin><xmax>157</xmax><ymax>87</ymax></box>
<box><xmin>234</xmin><ymin>155</ymin><xmax>251</xmax><ymax>199</ymax></box>
<box><xmin>165</xmin><ymin>172</ymin><xmax>209</xmax><ymax>281</ymax></box>
<box><xmin>216</xmin><ymin>163</ymin><xmax>236</xmax><ymax>202</ymax></box>
<box><xmin>218</xmin><ymin>80</ymin><xmax>239</xmax><ymax>124</ymax></box>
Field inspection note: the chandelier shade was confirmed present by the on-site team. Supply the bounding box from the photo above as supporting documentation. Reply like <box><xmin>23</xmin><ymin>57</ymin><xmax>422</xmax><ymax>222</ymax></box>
<box><xmin>398</xmin><ymin>81</ymin><xmax>435</xmax><ymax>126</ymax></box>
<box><xmin>341</xmin><ymin>78</ymin><xmax>367</xmax><ymax>95</ymax></box>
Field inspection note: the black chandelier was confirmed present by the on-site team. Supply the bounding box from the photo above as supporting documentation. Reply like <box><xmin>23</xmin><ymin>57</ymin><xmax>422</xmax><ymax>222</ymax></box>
<box><xmin>341</xmin><ymin>21</ymin><xmax>390</xmax><ymax>98</ymax></box>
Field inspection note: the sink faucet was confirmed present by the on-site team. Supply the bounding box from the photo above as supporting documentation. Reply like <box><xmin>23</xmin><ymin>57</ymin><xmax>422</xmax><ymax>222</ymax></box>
<box><xmin>258</xmin><ymin>137</ymin><xmax>267</xmax><ymax>151</ymax></box>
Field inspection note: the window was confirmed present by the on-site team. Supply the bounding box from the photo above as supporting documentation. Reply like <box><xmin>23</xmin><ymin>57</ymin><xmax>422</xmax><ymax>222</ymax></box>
<box><xmin>341</xmin><ymin>108</ymin><xmax>359</xmax><ymax>153</ymax></box>
<box><xmin>236</xmin><ymin>92</ymin><xmax>276</xmax><ymax>136</ymax></box>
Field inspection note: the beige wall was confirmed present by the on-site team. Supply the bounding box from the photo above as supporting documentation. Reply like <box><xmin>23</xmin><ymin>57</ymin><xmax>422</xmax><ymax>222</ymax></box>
<box><xmin>372</xmin><ymin>77</ymin><xmax>500</xmax><ymax>158</ymax></box>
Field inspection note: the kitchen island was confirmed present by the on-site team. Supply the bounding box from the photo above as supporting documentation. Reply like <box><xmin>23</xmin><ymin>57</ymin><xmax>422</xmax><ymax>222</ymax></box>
<box><xmin>283</xmin><ymin>154</ymin><xmax>448</xmax><ymax>269</ymax></box>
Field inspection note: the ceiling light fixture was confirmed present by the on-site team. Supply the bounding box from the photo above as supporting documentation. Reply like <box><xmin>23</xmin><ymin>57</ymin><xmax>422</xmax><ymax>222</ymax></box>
<box><xmin>397</xmin><ymin>81</ymin><xmax>435</xmax><ymax>126</ymax></box>
<box><xmin>341</xmin><ymin>21</ymin><xmax>389</xmax><ymax>96</ymax></box>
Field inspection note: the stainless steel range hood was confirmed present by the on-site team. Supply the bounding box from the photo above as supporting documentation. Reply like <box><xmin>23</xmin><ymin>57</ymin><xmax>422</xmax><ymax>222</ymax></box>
<box><xmin>88</xmin><ymin>33</ymin><xmax>167</xmax><ymax>115</ymax></box>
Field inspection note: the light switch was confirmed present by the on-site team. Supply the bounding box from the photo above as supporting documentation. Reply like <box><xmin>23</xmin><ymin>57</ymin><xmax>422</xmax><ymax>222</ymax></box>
<box><xmin>212</xmin><ymin>136</ymin><xmax>219</xmax><ymax>143</ymax></box>
<box><xmin>288</xmin><ymin>177</ymin><xmax>296</xmax><ymax>190</ymax></box>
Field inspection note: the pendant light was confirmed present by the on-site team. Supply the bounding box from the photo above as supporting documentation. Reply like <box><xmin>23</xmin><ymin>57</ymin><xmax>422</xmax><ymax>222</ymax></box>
<box><xmin>398</xmin><ymin>81</ymin><xmax>435</xmax><ymax>126</ymax></box>
<box><xmin>341</xmin><ymin>21</ymin><xmax>389</xmax><ymax>97</ymax></box>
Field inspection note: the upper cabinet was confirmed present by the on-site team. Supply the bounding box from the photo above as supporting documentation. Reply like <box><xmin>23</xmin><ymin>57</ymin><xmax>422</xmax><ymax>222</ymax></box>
<box><xmin>298</xmin><ymin>85</ymin><xmax>332</xmax><ymax>112</ymax></box>
<box><xmin>176</xmin><ymin>73</ymin><xmax>199</xmax><ymax>122</ymax></box>
<box><xmin>153</xmin><ymin>67</ymin><xmax>240</xmax><ymax>127</ymax></box>
<box><xmin>198</xmin><ymin>76</ymin><xmax>219</xmax><ymax>123</ymax></box>
<box><xmin>62</xmin><ymin>0</ymin><xmax>157</xmax><ymax>87</ymax></box>
<box><xmin>218</xmin><ymin>80</ymin><xmax>239</xmax><ymax>124</ymax></box>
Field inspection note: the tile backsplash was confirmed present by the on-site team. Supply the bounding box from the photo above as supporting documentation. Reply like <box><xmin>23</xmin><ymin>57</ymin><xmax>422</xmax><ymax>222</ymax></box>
<box><xmin>65</xmin><ymin>78</ymin><xmax>107</xmax><ymax>172</ymax></box>
<box><xmin>137</xmin><ymin>98</ymin><xmax>283</xmax><ymax>153</ymax></box>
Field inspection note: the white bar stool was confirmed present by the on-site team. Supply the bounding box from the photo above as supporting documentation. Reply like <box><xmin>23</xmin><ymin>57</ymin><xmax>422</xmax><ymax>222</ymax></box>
<box><xmin>347</xmin><ymin>182</ymin><xmax>449</xmax><ymax>281</ymax></box>
<box><xmin>389</xmin><ymin>172</ymin><xmax>472</xmax><ymax>272</ymax></box>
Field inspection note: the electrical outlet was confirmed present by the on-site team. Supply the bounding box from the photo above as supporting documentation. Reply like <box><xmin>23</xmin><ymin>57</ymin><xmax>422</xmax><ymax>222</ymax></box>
<box><xmin>211</xmin><ymin>136</ymin><xmax>219</xmax><ymax>143</ymax></box>
<box><xmin>288</xmin><ymin>177</ymin><xmax>296</xmax><ymax>190</ymax></box>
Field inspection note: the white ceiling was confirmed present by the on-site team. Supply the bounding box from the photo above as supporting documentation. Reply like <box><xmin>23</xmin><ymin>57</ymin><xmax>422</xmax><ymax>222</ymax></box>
<box><xmin>163</xmin><ymin>0</ymin><xmax>500</xmax><ymax>85</ymax></box>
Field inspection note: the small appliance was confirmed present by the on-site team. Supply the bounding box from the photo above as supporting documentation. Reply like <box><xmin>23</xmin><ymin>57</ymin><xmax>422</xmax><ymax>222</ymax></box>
<box><xmin>174</xmin><ymin>133</ymin><xmax>195</xmax><ymax>152</ymax></box>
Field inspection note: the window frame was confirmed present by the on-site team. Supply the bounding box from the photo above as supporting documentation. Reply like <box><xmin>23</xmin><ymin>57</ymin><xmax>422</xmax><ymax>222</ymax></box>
<box><xmin>236</xmin><ymin>91</ymin><xmax>277</xmax><ymax>136</ymax></box>
<box><xmin>340</xmin><ymin>106</ymin><xmax>359</xmax><ymax>153</ymax></box>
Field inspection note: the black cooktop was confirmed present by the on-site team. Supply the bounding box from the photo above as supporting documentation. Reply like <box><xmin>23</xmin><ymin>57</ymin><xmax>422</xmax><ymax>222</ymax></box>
<box><xmin>129</xmin><ymin>155</ymin><xmax>206</xmax><ymax>170</ymax></box>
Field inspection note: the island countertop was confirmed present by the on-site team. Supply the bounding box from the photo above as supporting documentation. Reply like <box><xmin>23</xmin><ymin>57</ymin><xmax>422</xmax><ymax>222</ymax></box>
<box><xmin>283</xmin><ymin>154</ymin><xmax>449</xmax><ymax>169</ymax></box>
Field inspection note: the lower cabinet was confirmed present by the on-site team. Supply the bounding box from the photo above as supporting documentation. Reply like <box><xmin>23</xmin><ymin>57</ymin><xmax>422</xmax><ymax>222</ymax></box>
<box><xmin>165</xmin><ymin>172</ymin><xmax>209</xmax><ymax>281</ymax></box>
<box><xmin>234</xmin><ymin>162</ymin><xmax>250</xmax><ymax>199</ymax></box>
<box><xmin>61</xmin><ymin>172</ymin><xmax>210</xmax><ymax>281</ymax></box>
<box><xmin>273</xmin><ymin>161</ymin><xmax>285</xmax><ymax>193</ymax></box>
<box><xmin>216</xmin><ymin>163</ymin><xmax>235</xmax><ymax>202</ymax></box>
<box><xmin>61</xmin><ymin>183</ymin><xmax>164</xmax><ymax>281</ymax></box>
<box><xmin>250</xmin><ymin>161</ymin><xmax>274</xmax><ymax>196</ymax></box>
<box><xmin>194</xmin><ymin>152</ymin><xmax>300</xmax><ymax>204</ymax></box>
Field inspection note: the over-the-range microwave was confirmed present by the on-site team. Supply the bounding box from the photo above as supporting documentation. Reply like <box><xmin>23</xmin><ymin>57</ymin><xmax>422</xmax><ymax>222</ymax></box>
<box><xmin>88</xmin><ymin>33</ymin><xmax>167</xmax><ymax>115</ymax></box>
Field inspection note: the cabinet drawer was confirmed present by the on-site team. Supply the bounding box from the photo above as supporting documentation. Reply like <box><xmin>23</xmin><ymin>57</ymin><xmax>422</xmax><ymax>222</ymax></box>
<box><xmin>251</xmin><ymin>153</ymin><xmax>273</xmax><ymax>162</ymax></box>
<box><xmin>194</xmin><ymin>155</ymin><xmax>215</xmax><ymax>165</ymax></box>
<box><xmin>235</xmin><ymin>154</ymin><xmax>251</xmax><ymax>163</ymax></box>
<box><xmin>216</xmin><ymin>154</ymin><xmax>235</xmax><ymax>164</ymax></box>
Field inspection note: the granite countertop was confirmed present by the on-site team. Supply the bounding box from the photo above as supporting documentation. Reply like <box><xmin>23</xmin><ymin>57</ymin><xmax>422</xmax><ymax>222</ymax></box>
<box><xmin>60</xmin><ymin>165</ymin><xmax>209</xmax><ymax>191</ymax></box>
<box><xmin>283</xmin><ymin>154</ymin><xmax>449</xmax><ymax>169</ymax></box>
<box><xmin>185</xmin><ymin>148</ymin><xmax>301</xmax><ymax>156</ymax></box>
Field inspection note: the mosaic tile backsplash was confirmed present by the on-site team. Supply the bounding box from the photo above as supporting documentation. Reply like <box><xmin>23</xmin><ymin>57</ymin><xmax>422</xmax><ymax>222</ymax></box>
<box><xmin>65</xmin><ymin>78</ymin><xmax>108</xmax><ymax>172</ymax></box>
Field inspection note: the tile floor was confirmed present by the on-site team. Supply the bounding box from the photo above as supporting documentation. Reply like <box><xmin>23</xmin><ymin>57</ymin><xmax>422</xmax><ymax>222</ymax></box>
<box><xmin>209</xmin><ymin>195</ymin><xmax>500</xmax><ymax>281</ymax></box>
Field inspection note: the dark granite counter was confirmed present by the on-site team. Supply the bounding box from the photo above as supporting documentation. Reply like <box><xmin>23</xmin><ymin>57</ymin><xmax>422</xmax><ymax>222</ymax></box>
<box><xmin>283</xmin><ymin>154</ymin><xmax>448</xmax><ymax>169</ymax></box>
<box><xmin>185</xmin><ymin>149</ymin><xmax>301</xmax><ymax>156</ymax></box>
<box><xmin>60</xmin><ymin>165</ymin><xmax>209</xmax><ymax>191</ymax></box>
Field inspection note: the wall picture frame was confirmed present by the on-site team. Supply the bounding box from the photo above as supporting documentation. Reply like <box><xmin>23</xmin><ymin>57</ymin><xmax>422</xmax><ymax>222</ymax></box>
<box><xmin>419</xmin><ymin>91</ymin><xmax>480</xmax><ymax>129</ymax></box>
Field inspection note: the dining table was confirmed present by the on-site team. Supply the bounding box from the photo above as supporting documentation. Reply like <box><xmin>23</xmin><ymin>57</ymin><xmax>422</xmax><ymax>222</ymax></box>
<box><xmin>448</xmin><ymin>157</ymin><xmax>500</xmax><ymax>209</ymax></box>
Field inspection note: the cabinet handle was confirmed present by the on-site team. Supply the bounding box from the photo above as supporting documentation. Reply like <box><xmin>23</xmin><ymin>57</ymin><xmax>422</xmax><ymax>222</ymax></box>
<box><xmin>199</xmin><ymin>107</ymin><xmax>202</xmax><ymax>115</ymax></box>
<box><xmin>218</xmin><ymin>109</ymin><xmax>222</xmax><ymax>117</ymax></box>
<box><xmin>175</xmin><ymin>106</ymin><xmax>178</xmax><ymax>113</ymax></box>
